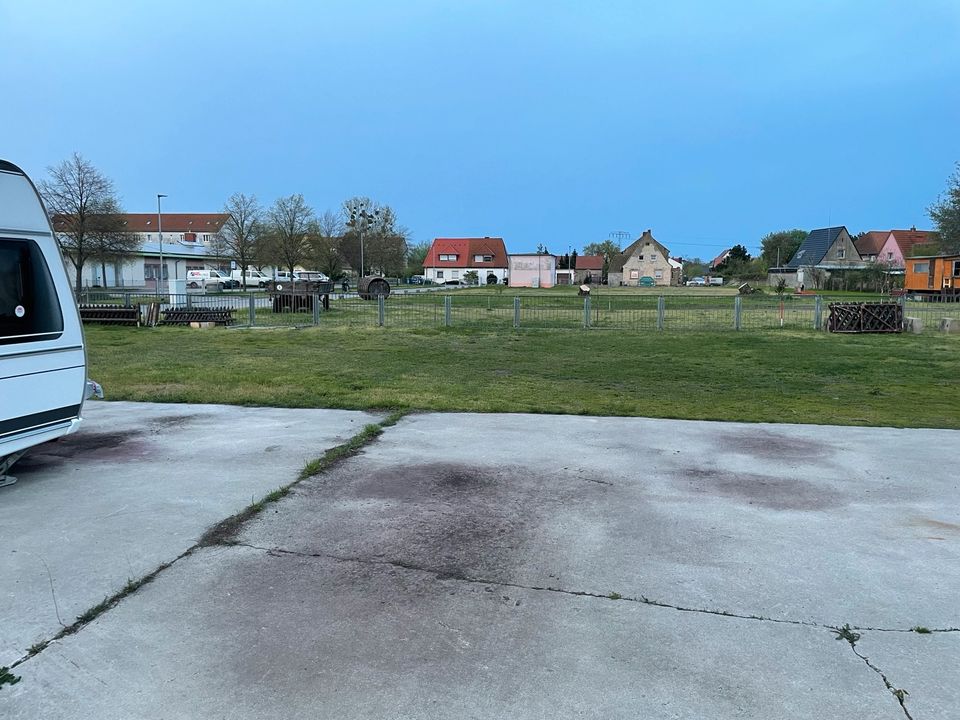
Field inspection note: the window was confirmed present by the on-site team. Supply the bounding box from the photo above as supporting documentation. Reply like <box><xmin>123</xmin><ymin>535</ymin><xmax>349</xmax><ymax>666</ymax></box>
<box><xmin>638</xmin><ymin>255</ymin><xmax>644</xmax><ymax>260</ymax></box>
<box><xmin>629</xmin><ymin>269</ymin><xmax>639</xmax><ymax>279</ymax></box>
<box><xmin>913</xmin><ymin>262</ymin><xmax>929</xmax><ymax>273</ymax></box>
<box><xmin>654</xmin><ymin>270</ymin><xmax>663</xmax><ymax>279</ymax></box>
<box><xmin>836</xmin><ymin>247</ymin><xmax>845</xmax><ymax>259</ymax></box>
<box><xmin>144</xmin><ymin>262</ymin><xmax>169</xmax><ymax>280</ymax></box>
<box><xmin>953</xmin><ymin>261</ymin><xmax>960</xmax><ymax>277</ymax></box>
<box><xmin>649</xmin><ymin>253</ymin><xmax>657</xmax><ymax>262</ymax></box>
<box><xmin>451</xmin><ymin>270</ymin><xmax>459</xmax><ymax>279</ymax></box>
<box><xmin>887</xmin><ymin>251</ymin><xmax>894</xmax><ymax>261</ymax></box>
<box><xmin>436</xmin><ymin>270</ymin><xmax>444</xmax><ymax>279</ymax></box>
<box><xmin>439</xmin><ymin>253</ymin><xmax>458</xmax><ymax>261</ymax></box>
<box><xmin>0</xmin><ymin>238</ymin><xmax>64</xmax><ymax>345</ymax></box>
<box><xmin>474</xmin><ymin>254</ymin><xmax>493</xmax><ymax>263</ymax></box>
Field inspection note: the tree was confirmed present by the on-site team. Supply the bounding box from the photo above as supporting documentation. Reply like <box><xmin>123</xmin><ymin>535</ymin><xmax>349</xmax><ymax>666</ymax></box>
<box><xmin>307</xmin><ymin>209</ymin><xmax>346</xmax><ymax>280</ymax></box>
<box><xmin>929</xmin><ymin>162</ymin><xmax>960</xmax><ymax>253</ymax></box>
<box><xmin>88</xmin><ymin>197</ymin><xmax>137</xmax><ymax>287</ymax></box>
<box><xmin>570</xmin><ymin>249</ymin><xmax>578</xmax><ymax>271</ymax></box>
<box><xmin>760</xmin><ymin>229</ymin><xmax>807</xmax><ymax>266</ymax></box>
<box><xmin>340</xmin><ymin>197</ymin><xmax>408</xmax><ymax>277</ymax></box>
<box><xmin>219</xmin><ymin>193</ymin><xmax>263</xmax><ymax>291</ymax></box>
<box><xmin>265</xmin><ymin>194</ymin><xmax>314</xmax><ymax>275</ymax></box>
<box><xmin>582</xmin><ymin>239</ymin><xmax>622</xmax><ymax>280</ymax></box>
<box><xmin>405</xmin><ymin>241</ymin><xmax>431</xmax><ymax>276</ymax></box>
<box><xmin>39</xmin><ymin>153</ymin><xmax>123</xmax><ymax>290</ymax></box>
<box><xmin>715</xmin><ymin>244</ymin><xmax>751</xmax><ymax>274</ymax></box>
<box><xmin>683</xmin><ymin>257</ymin><xmax>709</xmax><ymax>278</ymax></box>
<box><xmin>536</xmin><ymin>243</ymin><xmax>550</xmax><ymax>255</ymax></box>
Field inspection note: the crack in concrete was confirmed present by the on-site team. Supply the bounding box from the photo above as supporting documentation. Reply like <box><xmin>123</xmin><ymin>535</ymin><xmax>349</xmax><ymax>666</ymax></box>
<box><xmin>229</xmin><ymin>541</ymin><xmax>834</xmax><ymax>629</ymax></box>
<box><xmin>835</xmin><ymin>627</ymin><xmax>914</xmax><ymax>720</ymax></box>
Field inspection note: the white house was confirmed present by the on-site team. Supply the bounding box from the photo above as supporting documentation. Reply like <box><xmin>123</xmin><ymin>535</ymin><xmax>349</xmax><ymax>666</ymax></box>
<box><xmin>423</xmin><ymin>237</ymin><xmax>509</xmax><ymax>285</ymax></box>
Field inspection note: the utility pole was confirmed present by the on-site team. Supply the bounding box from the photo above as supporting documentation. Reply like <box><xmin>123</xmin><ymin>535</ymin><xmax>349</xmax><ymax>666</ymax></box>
<box><xmin>157</xmin><ymin>194</ymin><xmax>167</xmax><ymax>295</ymax></box>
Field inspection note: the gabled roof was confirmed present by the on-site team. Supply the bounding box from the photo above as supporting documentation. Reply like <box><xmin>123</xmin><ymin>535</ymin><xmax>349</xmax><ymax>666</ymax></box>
<box><xmin>52</xmin><ymin>212</ymin><xmax>229</xmax><ymax>234</ymax></box>
<box><xmin>612</xmin><ymin>230</ymin><xmax>670</xmax><ymax>272</ymax></box>
<box><xmin>784</xmin><ymin>226</ymin><xmax>847</xmax><ymax>268</ymax></box>
<box><xmin>889</xmin><ymin>229</ymin><xmax>936</xmax><ymax>258</ymax></box>
<box><xmin>423</xmin><ymin>237</ymin><xmax>508</xmax><ymax>268</ymax></box>
<box><xmin>575</xmin><ymin>255</ymin><xmax>603</xmax><ymax>271</ymax></box>
<box><xmin>854</xmin><ymin>231</ymin><xmax>889</xmax><ymax>256</ymax></box>
<box><xmin>711</xmin><ymin>248</ymin><xmax>732</xmax><ymax>269</ymax></box>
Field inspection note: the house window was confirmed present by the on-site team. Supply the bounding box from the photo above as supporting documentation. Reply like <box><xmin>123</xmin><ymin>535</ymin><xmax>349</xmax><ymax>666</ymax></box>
<box><xmin>638</xmin><ymin>255</ymin><xmax>643</xmax><ymax>260</ymax></box>
<box><xmin>953</xmin><ymin>261</ymin><xmax>960</xmax><ymax>277</ymax></box>
<box><xmin>837</xmin><ymin>247</ymin><xmax>845</xmax><ymax>259</ymax></box>
<box><xmin>451</xmin><ymin>270</ymin><xmax>459</xmax><ymax>279</ymax></box>
<box><xmin>436</xmin><ymin>270</ymin><xmax>444</xmax><ymax>279</ymax></box>
<box><xmin>144</xmin><ymin>262</ymin><xmax>168</xmax><ymax>280</ymax></box>
<box><xmin>887</xmin><ymin>251</ymin><xmax>894</xmax><ymax>261</ymax></box>
<box><xmin>649</xmin><ymin>253</ymin><xmax>657</xmax><ymax>262</ymax></box>
<box><xmin>439</xmin><ymin>254</ymin><xmax>458</xmax><ymax>261</ymax></box>
<box><xmin>474</xmin><ymin>254</ymin><xmax>493</xmax><ymax>263</ymax></box>
<box><xmin>629</xmin><ymin>269</ymin><xmax>639</xmax><ymax>280</ymax></box>
<box><xmin>913</xmin><ymin>262</ymin><xmax>929</xmax><ymax>273</ymax></box>
<box><xmin>655</xmin><ymin>270</ymin><xmax>663</xmax><ymax>279</ymax></box>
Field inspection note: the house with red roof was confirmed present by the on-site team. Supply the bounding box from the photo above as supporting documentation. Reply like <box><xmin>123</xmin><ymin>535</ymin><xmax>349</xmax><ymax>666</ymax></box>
<box><xmin>423</xmin><ymin>237</ymin><xmax>509</xmax><ymax>285</ymax></box>
<box><xmin>574</xmin><ymin>255</ymin><xmax>603</xmax><ymax>284</ymax></box>
<box><xmin>872</xmin><ymin>229</ymin><xmax>937</xmax><ymax>269</ymax></box>
<box><xmin>54</xmin><ymin>212</ymin><xmax>231</xmax><ymax>288</ymax></box>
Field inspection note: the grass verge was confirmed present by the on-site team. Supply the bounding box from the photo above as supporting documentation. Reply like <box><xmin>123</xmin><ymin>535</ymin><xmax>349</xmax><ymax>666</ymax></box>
<box><xmin>85</xmin><ymin>325</ymin><xmax>960</xmax><ymax>428</ymax></box>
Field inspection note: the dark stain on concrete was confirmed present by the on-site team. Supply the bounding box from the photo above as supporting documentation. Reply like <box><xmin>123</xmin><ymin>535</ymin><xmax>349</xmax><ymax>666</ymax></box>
<box><xmin>677</xmin><ymin>468</ymin><xmax>844</xmax><ymax>511</ymax></box>
<box><xmin>911</xmin><ymin>517</ymin><xmax>960</xmax><ymax>534</ymax></box>
<box><xmin>719</xmin><ymin>430</ymin><xmax>832</xmax><ymax>461</ymax></box>
<box><xmin>17</xmin><ymin>430</ymin><xmax>151</xmax><ymax>470</ymax></box>
<box><xmin>148</xmin><ymin>414</ymin><xmax>196</xmax><ymax>430</ymax></box>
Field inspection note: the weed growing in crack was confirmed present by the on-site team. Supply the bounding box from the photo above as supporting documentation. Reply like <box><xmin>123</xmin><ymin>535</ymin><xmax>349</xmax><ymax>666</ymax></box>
<box><xmin>0</xmin><ymin>666</ymin><xmax>21</xmax><ymax>688</ymax></box>
<box><xmin>26</xmin><ymin>640</ymin><xmax>49</xmax><ymax>656</ymax></box>
<box><xmin>834</xmin><ymin>624</ymin><xmax>861</xmax><ymax>646</ymax></box>
<box><xmin>75</xmin><ymin>598</ymin><xmax>111</xmax><ymax>625</ymax></box>
<box><xmin>608</xmin><ymin>592</ymin><xmax>623</xmax><ymax>600</ymax></box>
<box><xmin>911</xmin><ymin>626</ymin><xmax>931</xmax><ymax>634</ymax></box>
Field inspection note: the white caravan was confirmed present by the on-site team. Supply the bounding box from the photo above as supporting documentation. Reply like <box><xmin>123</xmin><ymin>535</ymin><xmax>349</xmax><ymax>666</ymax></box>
<box><xmin>0</xmin><ymin>159</ymin><xmax>97</xmax><ymax>486</ymax></box>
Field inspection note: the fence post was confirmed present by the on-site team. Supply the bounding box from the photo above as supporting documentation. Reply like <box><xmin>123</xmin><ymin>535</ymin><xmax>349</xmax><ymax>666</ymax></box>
<box><xmin>186</xmin><ymin>293</ymin><xmax>193</xmax><ymax>310</ymax></box>
<box><xmin>513</xmin><ymin>297</ymin><xmax>520</xmax><ymax>328</ymax></box>
<box><xmin>734</xmin><ymin>296</ymin><xmax>742</xmax><ymax>330</ymax></box>
<box><xmin>313</xmin><ymin>294</ymin><xmax>321</xmax><ymax>325</ymax></box>
<box><xmin>814</xmin><ymin>295</ymin><xmax>822</xmax><ymax>330</ymax></box>
<box><xmin>444</xmin><ymin>295</ymin><xmax>452</xmax><ymax>327</ymax></box>
<box><xmin>657</xmin><ymin>295</ymin><xmax>665</xmax><ymax>330</ymax></box>
<box><xmin>248</xmin><ymin>295</ymin><xmax>256</xmax><ymax>327</ymax></box>
<box><xmin>123</xmin><ymin>292</ymin><xmax>131</xmax><ymax>308</ymax></box>
<box><xmin>583</xmin><ymin>296</ymin><xmax>591</xmax><ymax>328</ymax></box>
<box><xmin>377</xmin><ymin>295</ymin><xmax>385</xmax><ymax>326</ymax></box>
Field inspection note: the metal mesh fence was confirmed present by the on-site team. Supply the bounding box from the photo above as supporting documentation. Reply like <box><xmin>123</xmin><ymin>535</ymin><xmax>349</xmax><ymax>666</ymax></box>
<box><xmin>74</xmin><ymin>289</ymin><xmax>960</xmax><ymax>334</ymax></box>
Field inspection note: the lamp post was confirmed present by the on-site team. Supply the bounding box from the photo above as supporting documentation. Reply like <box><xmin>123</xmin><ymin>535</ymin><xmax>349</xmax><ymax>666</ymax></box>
<box><xmin>347</xmin><ymin>204</ymin><xmax>380</xmax><ymax>278</ymax></box>
<box><xmin>157</xmin><ymin>194</ymin><xmax>167</xmax><ymax>295</ymax></box>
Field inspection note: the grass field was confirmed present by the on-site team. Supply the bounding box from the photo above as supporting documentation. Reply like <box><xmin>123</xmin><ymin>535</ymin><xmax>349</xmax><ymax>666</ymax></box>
<box><xmin>85</xmin><ymin>324</ymin><xmax>960</xmax><ymax>428</ymax></box>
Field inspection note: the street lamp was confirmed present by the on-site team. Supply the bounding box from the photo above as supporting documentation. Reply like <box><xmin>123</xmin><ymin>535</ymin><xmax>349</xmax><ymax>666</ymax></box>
<box><xmin>157</xmin><ymin>194</ymin><xmax>167</xmax><ymax>295</ymax></box>
<box><xmin>346</xmin><ymin>204</ymin><xmax>380</xmax><ymax>278</ymax></box>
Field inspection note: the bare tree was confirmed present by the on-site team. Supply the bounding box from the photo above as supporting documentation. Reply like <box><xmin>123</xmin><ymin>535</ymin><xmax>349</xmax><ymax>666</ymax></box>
<box><xmin>39</xmin><ymin>153</ymin><xmax>123</xmax><ymax>290</ymax></box>
<box><xmin>88</xmin><ymin>196</ymin><xmax>137</xmax><ymax>287</ymax></box>
<box><xmin>219</xmin><ymin>193</ymin><xmax>263</xmax><ymax>291</ymax></box>
<box><xmin>264</xmin><ymin>194</ymin><xmax>314</xmax><ymax>276</ymax></box>
<box><xmin>340</xmin><ymin>197</ymin><xmax>408</xmax><ymax>276</ymax></box>
<box><xmin>307</xmin><ymin>209</ymin><xmax>345</xmax><ymax>279</ymax></box>
<box><xmin>317</xmin><ymin>209</ymin><xmax>343</xmax><ymax>240</ymax></box>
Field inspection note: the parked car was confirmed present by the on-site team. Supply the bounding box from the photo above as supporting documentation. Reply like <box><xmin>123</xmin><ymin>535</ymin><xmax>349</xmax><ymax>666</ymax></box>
<box><xmin>409</xmin><ymin>275</ymin><xmax>425</xmax><ymax>285</ymax></box>
<box><xmin>231</xmin><ymin>269</ymin><xmax>269</xmax><ymax>288</ymax></box>
<box><xmin>186</xmin><ymin>269</ymin><xmax>234</xmax><ymax>290</ymax></box>
<box><xmin>686</xmin><ymin>276</ymin><xmax>706</xmax><ymax>286</ymax></box>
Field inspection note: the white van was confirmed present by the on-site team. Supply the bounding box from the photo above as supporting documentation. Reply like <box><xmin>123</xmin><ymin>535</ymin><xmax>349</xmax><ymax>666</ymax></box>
<box><xmin>186</xmin><ymin>269</ymin><xmax>233</xmax><ymax>290</ymax></box>
<box><xmin>231</xmin><ymin>269</ymin><xmax>268</xmax><ymax>288</ymax></box>
<box><xmin>1</xmin><ymin>159</ymin><xmax>96</xmax><ymax>486</ymax></box>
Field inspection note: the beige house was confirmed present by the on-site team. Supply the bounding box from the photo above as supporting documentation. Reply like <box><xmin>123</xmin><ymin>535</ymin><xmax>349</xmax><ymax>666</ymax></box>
<box><xmin>768</xmin><ymin>226</ymin><xmax>866</xmax><ymax>289</ymax></box>
<box><xmin>608</xmin><ymin>230</ymin><xmax>680</xmax><ymax>287</ymax></box>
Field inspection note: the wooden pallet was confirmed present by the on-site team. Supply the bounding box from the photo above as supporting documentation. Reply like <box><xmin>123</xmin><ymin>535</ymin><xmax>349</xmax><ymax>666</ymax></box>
<box><xmin>79</xmin><ymin>304</ymin><xmax>140</xmax><ymax>326</ymax></box>
<box><xmin>160</xmin><ymin>306</ymin><xmax>236</xmax><ymax>326</ymax></box>
<box><xmin>828</xmin><ymin>303</ymin><xmax>902</xmax><ymax>333</ymax></box>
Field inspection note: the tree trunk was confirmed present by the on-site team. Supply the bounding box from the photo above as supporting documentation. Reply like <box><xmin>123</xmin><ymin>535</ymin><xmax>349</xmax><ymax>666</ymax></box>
<box><xmin>75</xmin><ymin>261</ymin><xmax>83</xmax><ymax>298</ymax></box>
<box><xmin>101</xmin><ymin>260</ymin><xmax>107</xmax><ymax>287</ymax></box>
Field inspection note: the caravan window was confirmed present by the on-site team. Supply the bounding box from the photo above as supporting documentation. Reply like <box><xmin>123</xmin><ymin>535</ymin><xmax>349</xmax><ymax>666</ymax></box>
<box><xmin>0</xmin><ymin>238</ymin><xmax>64</xmax><ymax>345</ymax></box>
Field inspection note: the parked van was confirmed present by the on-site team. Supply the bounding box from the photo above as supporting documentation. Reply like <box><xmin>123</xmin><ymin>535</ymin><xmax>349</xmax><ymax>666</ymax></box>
<box><xmin>186</xmin><ymin>269</ymin><xmax>233</xmax><ymax>290</ymax></box>
<box><xmin>1</xmin><ymin>159</ymin><xmax>98</xmax><ymax>486</ymax></box>
<box><xmin>231</xmin><ymin>269</ymin><xmax>269</xmax><ymax>288</ymax></box>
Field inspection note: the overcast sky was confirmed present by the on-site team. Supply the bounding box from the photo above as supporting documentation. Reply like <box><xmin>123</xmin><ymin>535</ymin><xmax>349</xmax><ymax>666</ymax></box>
<box><xmin>2</xmin><ymin>1</ymin><xmax>958</xmax><ymax>258</ymax></box>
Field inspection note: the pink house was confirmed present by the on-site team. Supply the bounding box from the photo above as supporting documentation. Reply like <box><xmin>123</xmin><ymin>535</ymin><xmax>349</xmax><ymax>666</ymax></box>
<box><xmin>870</xmin><ymin>229</ymin><xmax>936</xmax><ymax>268</ymax></box>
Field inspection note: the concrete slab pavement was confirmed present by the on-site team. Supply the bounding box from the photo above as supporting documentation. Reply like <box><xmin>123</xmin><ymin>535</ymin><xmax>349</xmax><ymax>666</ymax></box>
<box><xmin>0</xmin><ymin>401</ymin><xmax>381</xmax><ymax>666</ymax></box>
<box><xmin>4</xmin><ymin>410</ymin><xmax>958</xmax><ymax>717</ymax></box>
<box><xmin>3</xmin><ymin>544</ymin><xmax>902</xmax><ymax>720</ymax></box>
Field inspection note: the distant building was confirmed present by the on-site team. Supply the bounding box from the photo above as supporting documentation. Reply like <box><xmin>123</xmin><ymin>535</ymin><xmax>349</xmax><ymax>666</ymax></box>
<box><xmin>508</xmin><ymin>254</ymin><xmax>556</xmax><ymax>288</ymax></box>
<box><xmin>711</xmin><ymin>248</ymin><xmax>732</xmax><ymax>270</ymax></box>
<box><xmin>904</xmin><ymin>254</ymin><xmax>960</xmax><ymax>295</ymax></box>
<box><xmin>769</xmin><ymin>226</ymin><xmax>865</xmax><ymax>289</ymax></box>
<box><xmin>422</xmin><ymin>237</ymin><xmax>509</xmax><ymax>285</ymax></box>
<box><xmin>53</xmin><ymin>213</ymin><xmax>231</xmax><ymax>288</ymax></box>
<box><xmin>871</xmin><ymin>229</ymin><xmax>937</xmax><ymax>269</ymax></box>
<box><xmin>574</xmin><ymin>255</ymin><xmax>603</xmax><ymax>284</ymax></box>
<box><xmin>608</xmin><ymin>230</ymin><xmax>680</xmax><ymax>287</ymax></box>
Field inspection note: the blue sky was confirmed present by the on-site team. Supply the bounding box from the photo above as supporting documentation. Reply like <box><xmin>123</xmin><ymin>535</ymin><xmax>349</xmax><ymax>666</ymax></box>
<box><xmin>2</xmin><ymin>1</ymin><xmax>958</xmax><ymax>258</ymax></box>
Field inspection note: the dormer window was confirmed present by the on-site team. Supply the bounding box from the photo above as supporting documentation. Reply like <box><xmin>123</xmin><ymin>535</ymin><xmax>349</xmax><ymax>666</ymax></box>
<box><xmin>439</xmin><ymin>253</ymin><xmax>458</xmax><ymax>261</ymax></box>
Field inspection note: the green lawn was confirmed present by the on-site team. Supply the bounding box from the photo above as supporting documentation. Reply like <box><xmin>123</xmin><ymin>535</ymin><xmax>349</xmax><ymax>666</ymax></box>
<box><xmin>84</xmin><ymin>325</ymin><xmax>960</xmax><ymax>428</ymax></box>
